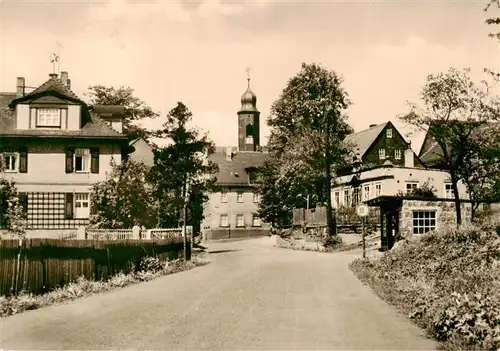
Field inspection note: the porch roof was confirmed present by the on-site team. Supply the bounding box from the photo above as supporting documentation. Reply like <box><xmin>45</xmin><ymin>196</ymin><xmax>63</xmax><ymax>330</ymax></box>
<box><xmin>366</xmin><ymin>195</ymin><xmax>480</xmax><ymax>208</ymax></box>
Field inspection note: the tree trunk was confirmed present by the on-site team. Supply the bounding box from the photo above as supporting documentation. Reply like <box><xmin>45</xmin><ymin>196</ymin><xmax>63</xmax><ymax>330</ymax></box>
<box><xmin>324</xmin><ymin>109</ymin><xmax>336</xmax><ymax>236</ymax></box>
<box><xmin>450</xmin><ymin>174</ymin><xmax>462</xmax><ymax>227</ymax></box>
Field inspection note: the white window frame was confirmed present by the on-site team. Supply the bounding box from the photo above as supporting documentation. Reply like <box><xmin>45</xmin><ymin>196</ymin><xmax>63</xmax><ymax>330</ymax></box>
<box><xmin>36</xmin><ymin>108</ymin><xmax>61</xmax><ymax>127</ymax></box>
<box><xmin>334</xmin><ymin>191</ymin><xmax>340</xmax><ymax>207</ymax></box>
<box><xmin>220</xmin><ymin>214</ymin><xmax>228</xmax><ymax>227</ymax></box>
<box><xmin>3</xmin><ymin>153</ymin><xmax>18</xmax><ymax>172</ymax></box>
<box><xmin>395</xmin><ymin>149</ymin><xmax>401</xmax><ymax>160</ymax></box>
<box><xmin>363</xmin><ymin>185</ymin><xmax>370</xmax><ymax>201</ymax></box>
<box><xmin>379</xmin><ymin>148</ymin><xmax>386</xmax><ymax>160</ymax></box>
<box><xmin>237</xmin><ymin>192</ymin><xmax>244</xmax><ymax>203</ymax></box>
<box><xmin>236</xmin><ymin>214</ymin><xmax>244</xmax><ymax>227</ymax></box>
<box><xmin>444</xmin><ymin>183</ymin><xmax>454</xmax><ymax>199</ymax></box>
<box><xmin>253</xmin><ymin>192</ymin><xmax>260</xmax><ymax>203</ymax></box>
<box><xmin>221</xmin><ymin>191</ymin><xmax>228</xmax><ymax>203</ymax></box>
<box><xmin>252</xmin><ymin>214</ymin><xmax>261</xmax><ymax>227</ymax></box>
<box><xmin>74</xmin><ymin>148</ymin><xmax>90</xmax><ymax>173</ymax></box>
<box><xmin>406</xmin><ymin>181</ymin><xmax>419</xmax><ymax>194</ymax></box>
<box><xmin>375</xmin><ymin>183</ymin><xmax>382</xmax><ymax>197</ymax></box>
<box><xmin>386</xmin><ymin>128</ymin><xmax>393</xmax><ymax>138</ymax></box>
<box><xmin>412</xmin><ymin>210</ymin><xmax>436</xmax><ymax>234</ymax></box>
<box><xmin>74</xmin><ymin>193</ymin><xmax>90</xmax><ymax>219</ymax></box>
<box><xmin>343</xmin><ymin>189</ymin><xmax>351</xmax><ymax>206</ymax></box>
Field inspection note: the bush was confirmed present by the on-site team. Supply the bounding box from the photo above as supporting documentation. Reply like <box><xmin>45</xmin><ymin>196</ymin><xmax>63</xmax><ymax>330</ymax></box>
<box><xmin>138</xmin><ymin>256</ymin><xmax>164</xmax><ymax>273</ymax></box>
<box><xmin>349</xmin><ymin>223</ymin><xmax>500</xmax><ymax>350</ymax></box>
<box><xmin>322</xmin><ymin>235</ymin><xmax>343</xmax><ymax>250</ymax></box>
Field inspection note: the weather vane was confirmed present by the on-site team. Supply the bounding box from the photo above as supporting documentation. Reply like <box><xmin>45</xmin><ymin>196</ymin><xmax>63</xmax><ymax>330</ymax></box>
<box><xmin>246</xmin><ymin>66</ymin><xmax>251</xmax><ymax>87</ymax></box>
<box><xmin>49</xmin><ymin>41</ymin><xmax>63</xmax><ymax>75</ymax></box>
<box><xmin>50</xmin><ymin>53</ymin><xmax>59</xmax><ymax>75</ymax></box>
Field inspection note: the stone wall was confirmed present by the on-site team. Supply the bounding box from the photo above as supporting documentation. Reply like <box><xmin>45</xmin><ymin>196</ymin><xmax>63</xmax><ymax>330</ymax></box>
<box><xmin>399</xmin><ymin>199</ymin><xmax>472</xmax><ymax>239</ymax></box>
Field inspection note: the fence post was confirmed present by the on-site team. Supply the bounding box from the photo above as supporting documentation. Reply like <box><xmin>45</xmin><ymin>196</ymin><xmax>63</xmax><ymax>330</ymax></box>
<box><xmin>144</xmin><ymin>229</ymin><xmax>152</xmax><ymax>240</ymax></box>
<box><xmin>132</xmin><ymin>226</ymin><xmax>140</xmax><ymax>240</ymax></box>
<box><xmin>77</xmin><ymin>226</ymin><xmax>86</xmax><ymax>240</ymax></box>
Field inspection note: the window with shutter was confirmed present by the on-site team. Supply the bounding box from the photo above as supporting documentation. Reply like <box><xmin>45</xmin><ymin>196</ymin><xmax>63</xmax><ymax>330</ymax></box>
<box><xmin>90</xmin><ymin>148</ymin><xmax>100</xmax><ymax>174</ymax></box>
<box><xmin>19</xmin><ymin>147</ymin><xmax>28</xmax><ymax>173</ymax></box>
<box><xmin>65</xmin><ymin>193</ymin><xmax>74</xmax><ymax>219</ymax></box>
<box><xmin>65</xmin><ymin>149</ymin><xmax>74</xmax><ymax>173</ymax></box>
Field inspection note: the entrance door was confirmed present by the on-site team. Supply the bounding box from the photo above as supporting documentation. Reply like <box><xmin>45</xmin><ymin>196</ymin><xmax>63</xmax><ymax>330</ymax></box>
<box><xmin>74</xmin><ymin>193</ymin><xmax>90</xmax><ymax>219</ymax></box>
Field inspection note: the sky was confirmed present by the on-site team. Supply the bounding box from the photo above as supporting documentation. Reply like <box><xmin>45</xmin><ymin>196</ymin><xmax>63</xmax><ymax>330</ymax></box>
<box><xmin>1</xmin><ymin>0</ymin><xmax>499</xmax><ymax>153</ymax></box>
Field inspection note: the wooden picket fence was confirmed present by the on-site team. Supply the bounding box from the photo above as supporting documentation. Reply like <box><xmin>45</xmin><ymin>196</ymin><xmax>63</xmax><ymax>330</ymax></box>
<box><xmin>0</xmin><ymin>237</ymin><xmax>190</xmax><ymax>296</ymax></box>
<box><xmin>59</xmin><ymin>227</ymin><xmax>192</xmax><ymax>241</ymax></box>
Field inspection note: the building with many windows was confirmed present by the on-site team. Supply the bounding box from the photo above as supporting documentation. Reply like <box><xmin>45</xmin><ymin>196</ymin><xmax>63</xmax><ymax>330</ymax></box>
<box><xmin>203</xmin><ymin>78</ymin><xmax>270</xmax><ymax>240</ymax></box>
<box><xmin>0</xmin><ymin>72</ymin><xmax>129</xmax><ymax>232</ymax></box>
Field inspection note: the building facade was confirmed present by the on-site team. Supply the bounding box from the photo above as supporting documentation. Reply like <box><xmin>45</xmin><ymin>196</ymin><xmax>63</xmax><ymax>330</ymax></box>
<box><xmin>331</xmin><ymin>122</ymin><xmax>468</xmax><ymax>210</ymax></box>
<box><xmin>0</xmin><ymin>72</ymin><xmax>129</xmax><ymax>230</ymax></box>
<box><xmin>203</xmin><ymin>78</ymin><xmax>270</xmax><ymax>240</ymax></box>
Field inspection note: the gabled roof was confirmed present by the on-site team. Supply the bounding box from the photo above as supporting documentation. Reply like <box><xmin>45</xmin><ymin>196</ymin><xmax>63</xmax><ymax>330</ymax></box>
<box><xmin>344</xmin><ymin>122</ymin><xmax>388</xmax><ymax>157</ymax></box>
<box><xmin>208</xmin><ymin>149</ymin><xmax>269</xmax><ymax>186</ymax></box>
<box><xmin>417</xmin><ymin>121</ymin><xmax>493</xmax><ymax>167</ymax></box>
<box><xmin>0</xmin><ymin>108</ymin><xmax>126</xmax><ymax>140</ymax></box>
<box><xmin>8</xmin><ymin>74</ymin><xmax>82</xmax><ymax>108</ymax></box>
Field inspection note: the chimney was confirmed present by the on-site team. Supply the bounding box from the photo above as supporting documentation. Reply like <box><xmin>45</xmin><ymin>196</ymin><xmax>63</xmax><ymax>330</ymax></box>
<box><xmin>16</xmin><ymin>77</ymin><xmax>25</xmax><ymax>97</ymax></box>
<box><xmin>49</xmin><ymin>73</ymin><xmax>58</xmax><ymax>78</ymax></box>
<box><xmin>60</xmin><ymin>71</ymin><xmax>69</xmax><ymax>87</ymax></box>
<box><xmin>404</xmin><ymin>148</ymin><xmax>414</xmax><ymax>168</ymax></box>
<box><xmin>67</xmin><ymin>78</ymin><xmax>71</xmax><ymax>90</ymax></box>
<box><xmin>225</xmin><ymin>146</ymin><xmax>233</xmax><ymax>161</ymax></box>
<box><xmin>369</xmin><ymin>124</ymin><xmax>377</xmax><ymax>128</ymax></box>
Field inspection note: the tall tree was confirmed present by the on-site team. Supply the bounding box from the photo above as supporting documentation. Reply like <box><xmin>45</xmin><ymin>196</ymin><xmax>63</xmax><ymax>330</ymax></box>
<box><xmin>149</xmin><ymin>102</ymin><xmax>218</xmax><ymax>233</ymax></box>
<box><xmin>264</xmin><ymin>63</ymin><xmax>353</xmax><ymax>235</ymax></box>
<box><xmin>400</xmin><ymin>67</ymin><xmax>500</xmax><ymax>226</ymax></box>
<box><xmin>85</xmin><ymin>85</ymin><xmax>159</xmax><ymax>140</ymax></box>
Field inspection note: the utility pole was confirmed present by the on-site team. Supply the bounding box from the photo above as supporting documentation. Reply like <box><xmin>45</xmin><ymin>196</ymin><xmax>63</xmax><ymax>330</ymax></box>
<box><xmin>182</xmin><ymin>178</ymin><xmax>188</xmax><ymax>261</ymax></box>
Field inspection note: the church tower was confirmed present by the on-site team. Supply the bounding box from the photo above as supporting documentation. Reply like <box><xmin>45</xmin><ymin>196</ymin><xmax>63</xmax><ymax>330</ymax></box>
<box><xmin>237</xmin><ymin>76</ymin><xmax>260</xmax><ymax>151</ymax></box>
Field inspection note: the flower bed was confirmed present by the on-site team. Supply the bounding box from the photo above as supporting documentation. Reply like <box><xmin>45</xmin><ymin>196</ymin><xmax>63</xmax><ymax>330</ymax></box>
<box><xmin>349</xmin><ymin>223</ymin><xmax>500</xmax><ymax>351</ymax></box>
<box><xmin>0</xmin><ymin>256</ymin><xmax>210</xmax><ymax>318</ymax></box>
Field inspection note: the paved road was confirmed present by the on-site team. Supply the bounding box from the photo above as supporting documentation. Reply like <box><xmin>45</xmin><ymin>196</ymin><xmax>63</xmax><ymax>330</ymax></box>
<box><xmin>0</xmin><ymin>240</ymin><xmax>436</xmax><ymax>350</ymax></box>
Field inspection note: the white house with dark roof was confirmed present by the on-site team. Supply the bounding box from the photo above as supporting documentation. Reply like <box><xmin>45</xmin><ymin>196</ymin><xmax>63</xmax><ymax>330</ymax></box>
<box><xmin>332</xmin><ymin>122</ymin><xmax>469</xmax><ymax>209</ymax></box>
<box><xmin>0</xmin><ymin>72</ymin><xmax>129</xmax><ymax>231</ymax></box>
<box><xmin>203</xmin><ymin>78</ymin><xmax>270</xmax><ymax>240</ymax></box>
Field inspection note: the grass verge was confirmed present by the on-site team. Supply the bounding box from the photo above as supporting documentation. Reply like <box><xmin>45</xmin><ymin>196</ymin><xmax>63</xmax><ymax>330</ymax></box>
<box><xmin>0</xmin><ymin>257</ymin><xmax>210</xmax><ymax>318</ymax></box>
<box><xmin>349</xmin><ymin>223</ymin><xmax>500</xmax><ymax>351</ymax></box>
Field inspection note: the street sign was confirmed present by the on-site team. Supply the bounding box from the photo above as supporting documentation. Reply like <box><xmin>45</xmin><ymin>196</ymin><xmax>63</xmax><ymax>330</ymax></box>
<box><xmin>356</xmin><ymin>204</ymin><xmax>370</xmax><ymax>217</ymax></box>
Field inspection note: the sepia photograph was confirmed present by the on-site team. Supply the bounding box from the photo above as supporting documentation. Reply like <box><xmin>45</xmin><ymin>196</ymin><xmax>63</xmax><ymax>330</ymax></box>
<box><xmin>1</xmin><ymin>0</ymin><xmax>500</xmax><ymax>350</ymax></box>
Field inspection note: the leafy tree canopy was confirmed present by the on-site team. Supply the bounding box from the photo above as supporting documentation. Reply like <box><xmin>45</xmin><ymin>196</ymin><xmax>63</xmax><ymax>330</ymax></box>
<box><xmin>259</xmin><ymin>63</ymin><xmax>353</xmax><ymax>233</ymax></box>
<box><xmin>85</xmin><ymin>85</ymin><xmax>159</xmax><ymax>141</ymax></box>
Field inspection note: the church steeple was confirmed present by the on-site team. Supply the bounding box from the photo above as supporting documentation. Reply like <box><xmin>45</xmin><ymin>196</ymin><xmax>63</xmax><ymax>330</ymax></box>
<box><xmin>239</xmin><ymin>75</ymin><xmax>258</xmax><ymax>113</ymax></box>
<box><xmin>237</xmin><ymin>69</ymin><xmax>260</xmax><ymax>152</ymax></box>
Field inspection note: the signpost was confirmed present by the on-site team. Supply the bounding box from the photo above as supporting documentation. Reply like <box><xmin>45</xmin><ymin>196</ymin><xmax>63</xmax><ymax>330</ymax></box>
<box><xmin>356</xmin><ymin>204</ymin><xmax>370</xmax><ymax>258</ymax></box>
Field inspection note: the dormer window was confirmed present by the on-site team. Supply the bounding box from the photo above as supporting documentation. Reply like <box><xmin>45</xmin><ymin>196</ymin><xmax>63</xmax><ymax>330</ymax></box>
<box><xmin>36</xmin><ymin>108</ymin><xmax>61</xmax><ymax>127</ymax></box>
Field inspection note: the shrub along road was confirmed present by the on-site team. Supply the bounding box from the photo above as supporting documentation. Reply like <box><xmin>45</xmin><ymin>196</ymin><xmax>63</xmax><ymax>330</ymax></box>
<box><xmin>0</xmin><ymin>240</ymin><xmax>436</xmax><ymax>350</ymax></box>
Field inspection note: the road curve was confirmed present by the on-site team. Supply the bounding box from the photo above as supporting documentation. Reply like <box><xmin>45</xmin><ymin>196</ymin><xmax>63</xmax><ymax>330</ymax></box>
<box><xmin>0</xmin><ymin>240</ymin><xmax>436</xmax><ymax>350</ymax></box>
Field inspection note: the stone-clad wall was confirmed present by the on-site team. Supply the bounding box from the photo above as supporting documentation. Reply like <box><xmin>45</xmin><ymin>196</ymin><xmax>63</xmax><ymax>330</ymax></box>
<box><xmin>399</xmin><ymin>199</ymin><xmax>472</xmax><ymax>239</ymax></box>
